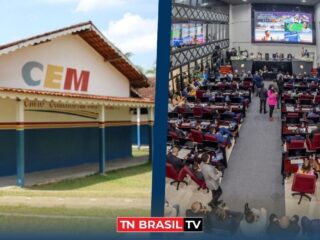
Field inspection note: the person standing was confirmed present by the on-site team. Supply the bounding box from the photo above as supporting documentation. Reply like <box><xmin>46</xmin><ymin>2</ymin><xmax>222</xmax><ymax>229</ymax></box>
<box><xmin>254</xmin><ymin>72</ymin><xmax>263</xmax><ymax>97</ymax></box>
<box><xmin>276</xmin><ymin>74</ymin><xmax>284</xmax><ymax>109</ymax></box>
<box><xmin>267</xmin><ymin>85</ymin><xmax>278</xmax><ymax>121</ymax></box>
<box><xmin>259</xmin><ymin>83</ymin><xmax>268</xmax><ymax>114</ymax></box>
<box><xmin>200</xmin><ymin>153</ymin><xmax>223</xmax><ymax>208</ymax></box>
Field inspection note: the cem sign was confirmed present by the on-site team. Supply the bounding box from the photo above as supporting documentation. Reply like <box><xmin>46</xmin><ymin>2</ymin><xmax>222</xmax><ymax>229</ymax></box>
<box><xmin>22</xmin><ymin>61</ymin><xmax>90</xmax><ymax>92</ymax></box>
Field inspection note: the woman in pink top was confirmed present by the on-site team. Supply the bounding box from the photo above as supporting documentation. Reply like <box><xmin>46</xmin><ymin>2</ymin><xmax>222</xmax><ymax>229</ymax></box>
<box><xmin>267</xmin><ymin>85</ymin><xmax>278</xmax><ymax>121</ymax></box>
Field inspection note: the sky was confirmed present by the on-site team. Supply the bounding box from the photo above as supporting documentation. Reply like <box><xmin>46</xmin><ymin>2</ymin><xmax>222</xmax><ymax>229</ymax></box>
<box><xmin>0</xmin><ymin>0</ymin><xmax>159</xmax><ymax>70</ymax></box>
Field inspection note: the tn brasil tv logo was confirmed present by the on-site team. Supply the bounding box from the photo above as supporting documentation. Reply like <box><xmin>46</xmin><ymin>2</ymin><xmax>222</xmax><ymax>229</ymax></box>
<box><xmin>21</xmin><ymin>61</ymin><xmax>90</xmax><ymax>92</ymax></box>
<box><xmin>117</xmin><ymin>217</ymin><xmax>203</xmax><ymax>233</ymax></box>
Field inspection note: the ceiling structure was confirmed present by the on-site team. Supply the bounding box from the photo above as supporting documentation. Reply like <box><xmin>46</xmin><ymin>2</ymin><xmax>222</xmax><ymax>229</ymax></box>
<box><xmin>220</xmin><ymin>0</ymin><xmax>319</xmax><ymax>6</ymax></box>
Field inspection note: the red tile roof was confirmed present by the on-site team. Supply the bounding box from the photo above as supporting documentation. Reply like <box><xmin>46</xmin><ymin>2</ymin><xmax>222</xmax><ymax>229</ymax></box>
<box><xmin>136</xmin><ymin>77</ymin><xmax>155</xmax><ymax>100</ymax></box>
<box><xmin>0</xmin><ymin>87</ymin><xmax>154</xmax><ymax>104</ymax></box>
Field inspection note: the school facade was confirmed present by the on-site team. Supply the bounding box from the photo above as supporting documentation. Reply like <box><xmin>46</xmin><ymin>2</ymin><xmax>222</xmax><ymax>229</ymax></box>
<box><xmin>0</xmin><ymin>21</ymin><xmax>154</xmax><ymax>186</ymax></box>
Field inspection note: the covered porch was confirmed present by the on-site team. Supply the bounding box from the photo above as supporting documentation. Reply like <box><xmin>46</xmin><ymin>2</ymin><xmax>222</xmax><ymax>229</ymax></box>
<box><xmin>0</xmin><ymin>88</ymin><xmax>154</xmax><ymax>187</ymax></box>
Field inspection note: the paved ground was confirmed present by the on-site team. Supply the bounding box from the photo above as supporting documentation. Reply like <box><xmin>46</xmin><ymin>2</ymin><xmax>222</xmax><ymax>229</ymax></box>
<box><xmin>0</xmin><ymin>156</ymin><xmax>148</xmax><ymax>187</ymax></box>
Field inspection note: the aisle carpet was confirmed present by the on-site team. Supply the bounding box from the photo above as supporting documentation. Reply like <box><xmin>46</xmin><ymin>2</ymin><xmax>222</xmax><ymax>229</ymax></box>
<box><xmin>221</xmin><ymin>84</ymin><xmax>285</xmax><ymax>215</ymax></box>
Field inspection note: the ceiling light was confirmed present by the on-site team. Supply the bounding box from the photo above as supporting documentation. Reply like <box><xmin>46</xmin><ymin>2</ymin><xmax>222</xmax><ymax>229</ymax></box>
<box><xmin>302</xmin><ymin>0</ymin><xmax>307</xmax><ymax>3</ymax></box>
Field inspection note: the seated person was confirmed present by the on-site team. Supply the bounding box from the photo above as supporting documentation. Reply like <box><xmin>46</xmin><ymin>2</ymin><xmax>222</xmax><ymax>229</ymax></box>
<box><xmin>239</xmin><ymin>203</ymin><xmax>267</xmax><ymax>238</ymax></box>
<box><xmin>166</xmin><ymin>146</ymin><xmax>186</xmax><ymax>172</ymax></box>
<box><xmin>186</xmin><ymin>202</ymin><xmax>243</xmax><ymax>234</ymax></box>
<box><xmin>191</xmin><ymin>159</ymin><xmax>204</xmax><ymax>181</ymax></box>
<box><xmin>210</xmin><ymin>127</ymin><xmax>233</xmax><ymax>146</ymax></box>
<box><xmin>168</xmin><ymin>123</ymin><xmax>187</xmax><ymax>138</ymax></box>
<box><xmin>165</xmin><ymin>200</ymin><xmax>180</xmax><ymax>217</ymax></box>
<box><xmin>298</xmin><ymin>157</ymin><xmax>319</xmax><ymax>178</ymax></box>
<box><xmin>266</xmin><ymin>214</ymin><xmax>300</xmax><ymax>238</ymax></box>
<box><xmin>285</xmin><ymin>131</ymin><xmax>305</xmax><ymax>143</ymax></box>
<box><xmin>307</xmin><ymin>109</ymin><xmax>319</xmax><ymax>119</ymax></box>
<box><xmin>182</xmin><ymin>85</ymin><xmax>191</xmax><ymax>98</ymax></box>
<box><xmin>207</xmin><ymin>205</ymin><xmax>243</xmax><ymax>234</ymax></box>
<box><xmin>301</xmin><ymin>216</ymin><xmax>320</xmax><ymax>237</ymax></box>
<box><xmin>186</xmin><ymin>201</ymin><xmax>210</xmax><ymax>218</ymax></box>
<box><xmin>309</xmin><ymin>122</ymin><xmax>320</xmax><ymax>139</ymax></box>
<box><xmin>222</xmin><ymin>107</ymin><xmax>242</xmax><ymax>122</ymax></box>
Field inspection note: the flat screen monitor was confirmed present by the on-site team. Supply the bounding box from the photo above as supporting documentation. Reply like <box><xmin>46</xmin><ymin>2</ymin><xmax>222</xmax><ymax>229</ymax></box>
<box><xmin>288</xmin><ymin>148</ymin><xmax>306</xmax><ymax>157</ymax></box>
<box><xmin>300</xmin><ymin>99</ymin><xmax>312</xmax><ymax>106</ymax></box>
<box><xmin>285</xmin><ymin>98</ymin><xmax>296</xmax><ymax>105</ymax></box>
<box><xmin>214</xmin><ymin>97</ymin><xmax>225</xmax><ymax>103</ymax></box>
<box><xmin>200</xmin><ymin>97</ymin><xmax>209</xmax><ymax>103</ymax></box>
<box><xmin>298</xmin><ymin>86</ymin><xmax>308</xmax><ymax>92</ymax></box>
<box><xmin>220</xmin><ymin>113</ymin><xmax>234</xmax><ymax>122</ymax></box>
<box><xmin>187</xmin><ymin>96</ymin><xmax>196</xmax><ymax>103</ymax></box>
<box><xmin>286</xmin><ymin>117</ymin><xmax>300</xmax><ymax>125</ymax></box>
<box><xmin>252</xmin><ymin>4</ymin><xmax>315</xmax><ymax>44</ymax></box>
<box><xmin>230</xmin><ymin>97</ymin><xmax>242</xmax><ymax>104</ymax></box>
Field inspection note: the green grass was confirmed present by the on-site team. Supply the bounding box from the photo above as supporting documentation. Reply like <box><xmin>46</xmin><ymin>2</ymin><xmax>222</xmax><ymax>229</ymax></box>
<box><xmin>0</xmin><ymin>163</ymin><xmax>152</xmax><ymax>198</ymax></box>
<box><xmin>0</xmin><ymin>206</ymin><xmax>149</xmax><ymax>233</ymax></box>
<box><xmin>132</xmin><ymin>148</ymin><xmax>149</xmax><ymax>157</ymax></box>
<box><xmin>0</xmin><ymin>163</ymin><xmax>152</xmax><ymax>233</ymax></box>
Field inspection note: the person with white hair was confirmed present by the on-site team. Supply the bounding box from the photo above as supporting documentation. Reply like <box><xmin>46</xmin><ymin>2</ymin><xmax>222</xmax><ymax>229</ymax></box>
<box><xmin>266</xmin><ymin>214</ymin><xmax>300</xmax><ymax>237</ymax></box>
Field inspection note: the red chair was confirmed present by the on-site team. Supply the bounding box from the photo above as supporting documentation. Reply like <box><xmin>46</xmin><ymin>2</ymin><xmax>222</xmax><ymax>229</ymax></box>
<box><xmin>168</xmin><ymin>131</ymin><xmax>180</xmax><ymax>141</ymax></box>
<box><xmin>299</xmin><ymin>95</ymin><xmax>313</xmax><ymax>101</ymax></box>
<box><xmin>314</xmin><ymin>95</ymin><xmax>320</xmax><ymax>104</ymax></box>
<box><xmin>306</xmin><ymin>133</ymin><xmax>320</xmax><ymax>151</ymax></box>
<box><xmin>291</xmin><ymin>173</ymin><xmax>316</xmax><ymax>204</ymax></box>
<box><xmin>188</xmin><ymin>129</ymin><xmax>204</xmax><ymax>144</ymax></box>
<box><xmin>193</xmin><ymin>106</ymin><xmax>203</xmax><ymax>118</ymax></box>
<box><xmin>283</xmin><ymin>159</ymin><xmax>299</xmax><ymax>176</ymax></box>
<box><xmin>179</xmin><ymin>166</ymin><xmax>208</xmax><ymax>192</ymax></box>
<box><xmin>177</xmin><ymin>106</ymin><xmax>187</xmax><ymax>115</ymax></box>
<box><xmin>243</xmin><ymin>82</ymin><xmax>251</xmax><ymax>90</ymax></box>
<box><xmin>166</xmin><ymin>163</ymin><xmax>188</xmax><ymax>190</ymax></box>
<box><xmin>196</xmin><ymin>90</ymin><xmax>205</xmax><ymax>99</ymax></box>
<box><xmin>287</xmin><ymin>140</ymin><xmax>305</xmax><ymax>150</ymax></box>
<box><xmin>287</xmin><ymin>112</ymin><xmax>299</xmax><ymax>118</ymax></box>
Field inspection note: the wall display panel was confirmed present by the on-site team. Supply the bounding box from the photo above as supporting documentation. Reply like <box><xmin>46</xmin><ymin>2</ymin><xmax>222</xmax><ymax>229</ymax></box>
<box><xmin>252</xmin><ymin>4</ymin><xmax>316</xmax><ymax>45</ymax></box>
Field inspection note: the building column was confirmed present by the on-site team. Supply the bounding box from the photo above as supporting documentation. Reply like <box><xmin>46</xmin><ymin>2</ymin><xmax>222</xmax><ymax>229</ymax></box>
<box><xmin>99</xmin><ymin>105</ymin><xmax>106</xmax><ymax>173</ymax></box>
<box><xmin>316</xmin><ymin>3</ymin><xmax>320</xmax><ymax>68</ymax></box>
<box><xmin>137</xmin><ymin>107</ymin><xmax>141</xmax><ymax>150</ymax></box>
<box><xmin>16</xmin><ymin>99</ymin><xmax>25</xmax><ymax>187</ymax></box>
<box><xmin>149</xmin><ymin>107</ymin><xmax>154</xmax><ymax>162</ymax></box>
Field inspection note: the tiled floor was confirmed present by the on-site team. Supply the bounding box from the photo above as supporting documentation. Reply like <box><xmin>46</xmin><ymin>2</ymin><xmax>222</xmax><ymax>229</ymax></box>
<box><xmin>285</xmin><ymin>176</ymin><xmax>320</xmax><ymax>219</ymax></box>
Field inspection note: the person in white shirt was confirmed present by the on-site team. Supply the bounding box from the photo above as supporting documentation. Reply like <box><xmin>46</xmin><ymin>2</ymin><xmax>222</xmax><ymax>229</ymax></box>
<box><xmin>239</xmin><ymin>203</ymin><xmax>268</xmax><ymax>238</ymax></box>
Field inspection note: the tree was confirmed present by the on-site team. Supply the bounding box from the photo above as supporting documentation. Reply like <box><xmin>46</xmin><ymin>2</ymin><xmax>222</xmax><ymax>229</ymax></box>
<box><xmin>146</xmin><ymin>62</ymin><xmax>156</xmax><ymax>76</ymax></box>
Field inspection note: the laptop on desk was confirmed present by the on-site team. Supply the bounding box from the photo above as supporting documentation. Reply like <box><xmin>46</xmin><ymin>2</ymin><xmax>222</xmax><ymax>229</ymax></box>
<box><xmin>290</xmin><ymin>158</ymin><xmax>304</xmax><ymax>165</ymax></box>
<box><xmin>308</xmin><ymin>125</ymin><xmax>317</xmax><ymax>133</ymax></box>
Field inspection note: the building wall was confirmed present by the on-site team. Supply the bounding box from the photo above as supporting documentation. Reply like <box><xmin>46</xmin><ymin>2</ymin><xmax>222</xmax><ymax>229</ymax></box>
<box><xmin>230</xmin><ymin>4</ymin><xmax>318</xmax><ymax>67</ymax></box>
<box><xmin>0</xmin><ymin>99</ymin><xmax>150</xmax><ymax>177</ymax></box>
<box><xmin>0</xmin><ymin>35</ymin><xmax>130</xmax><ymax>97</ymax></box>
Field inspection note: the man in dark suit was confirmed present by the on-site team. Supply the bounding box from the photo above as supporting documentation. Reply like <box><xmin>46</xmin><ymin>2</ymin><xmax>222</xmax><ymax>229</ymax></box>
<box><xmin>166</xmin><ymin>146</ymin><xmax>185</xmax><ymax>172</ymax></box>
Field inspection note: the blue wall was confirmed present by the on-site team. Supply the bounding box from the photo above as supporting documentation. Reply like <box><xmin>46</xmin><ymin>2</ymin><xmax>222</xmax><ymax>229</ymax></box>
<box><xmin>25</xmin><ymin>127</ymin><xmax>100</xmax><ymax>173</ymax></box>
<box><xmin>0</xmin><ymin>125</ymin><xmax>137</xmax><ymax>177</ymax></box>
<box><xmin>131</xmin><ymin>125</ymin><xmax>150</xmax><ymax>145</ymax></box>
<box><xmin>105</xmin><ymin>126</ymin><xmax>132</xmax><ymax>161</ymax></box>
<box><xmin>0</xmin><ymin>130</ymin><xmax>16</xmax><ymax>176</ymax></box>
